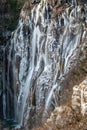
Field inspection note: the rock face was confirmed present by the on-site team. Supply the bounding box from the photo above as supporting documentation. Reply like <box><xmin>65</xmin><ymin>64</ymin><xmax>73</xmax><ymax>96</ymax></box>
<box><xmin>37</xmin><ymin>78</ymin><xmax>87</xmax><ymax>130</ymax></box>
<box><xmin>1</xmin><ymin>0</ymin><xmax>87</xmax><ymax>130</ymax></box>
<box><xmin>72</xmin><ymin>78</ymin><xmax>87</xmax><ymax>116</ymax></box>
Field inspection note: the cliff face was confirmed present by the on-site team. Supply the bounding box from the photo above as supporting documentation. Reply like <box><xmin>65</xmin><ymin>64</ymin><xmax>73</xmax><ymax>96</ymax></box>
<box><xmin>35</xmin><ymin>78</ymin><xmax>87</xmax><ymax>130</ymax></box>
<box><xmin>1</xmin><ymin>0</ymin><xmax>87</xmax><ymax>130</ymax></box>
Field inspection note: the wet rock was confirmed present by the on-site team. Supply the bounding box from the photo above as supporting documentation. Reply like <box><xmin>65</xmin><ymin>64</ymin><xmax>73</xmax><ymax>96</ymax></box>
<box><xmin>1</xmin><ymin>0</ymin><xmax>87</xmax><ymax>130</ymax></box>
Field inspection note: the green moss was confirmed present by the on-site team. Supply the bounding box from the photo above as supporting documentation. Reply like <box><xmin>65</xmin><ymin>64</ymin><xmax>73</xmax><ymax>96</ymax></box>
<box><xmin>84</xmin><ymin>46</ymin><xmax>87</xmax><ymax>51</ymax></box>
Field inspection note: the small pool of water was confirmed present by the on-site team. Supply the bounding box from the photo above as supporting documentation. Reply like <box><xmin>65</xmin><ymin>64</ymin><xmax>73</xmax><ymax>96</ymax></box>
<box><xmin>0</xmin><ymin>119</ymin><xmax>18</xmax><ymax>128</ymax></box>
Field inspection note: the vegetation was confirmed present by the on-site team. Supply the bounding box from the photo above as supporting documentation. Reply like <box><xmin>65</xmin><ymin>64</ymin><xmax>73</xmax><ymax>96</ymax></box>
<box><xmin>6</xmin><ymin>0</ymin><xmax>25</xmax><ymax>28</ymax></box>
<box><xmin>8</xmin><ymin>0</ymin><xmax>25</xmax><ymax>12</ymax></box>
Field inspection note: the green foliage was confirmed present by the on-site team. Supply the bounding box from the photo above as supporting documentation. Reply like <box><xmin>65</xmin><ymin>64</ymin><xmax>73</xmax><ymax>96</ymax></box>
<box><xmin>8</xmin><ymin>0</ymin><xmax>19</xmax><ymax>12</ymax></box>
<box><xmin>7</xmin><ymin>0</ymin><xmax>25</xmax><ymax>30</ymax></box>
<box><xmin>8</xmin><ymin>0</ymin><xmax>25</xmax><ymax>12</ymax></box>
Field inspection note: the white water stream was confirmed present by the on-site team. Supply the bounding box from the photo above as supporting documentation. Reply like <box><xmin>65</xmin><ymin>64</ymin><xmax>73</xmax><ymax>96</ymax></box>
<box><xmin>2</xmin><ymin>47</ymin><xmax>6</xmax><ymax>119</ymax></box>
<box><xmin>4</xmin><ymin>0</ymin><xmax>86</xmax><ymax>128</ymax></box>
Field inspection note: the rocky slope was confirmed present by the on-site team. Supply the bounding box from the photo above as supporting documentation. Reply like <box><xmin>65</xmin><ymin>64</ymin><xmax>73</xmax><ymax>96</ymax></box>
<box><xmin>33</xmin><ymin>78</ymin><xmax>87</xmax><ymax>130</ymax></box>
<box><xmin>1</xmin><ymin>0</ymin><xmax>87</xmax><ymax>130</ymax></box>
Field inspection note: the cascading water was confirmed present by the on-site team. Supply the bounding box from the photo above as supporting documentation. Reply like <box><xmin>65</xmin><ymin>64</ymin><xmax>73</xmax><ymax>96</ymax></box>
<box><xmin>44</xmin><ymin>6</ymin><xmax>83</xmax><ymax>113</ymax></box>
<box><xmin>16</xmin><ymin>1</ymin><xmax>52</xmax><ymax>126</ymax></box>
<box><xmin>1</xmin><ymin>0</ymin><xmax>87</xmax><ymax>129</ymax></box>
<box><xmin>2</xmin><ymin>47</ymin><xmax>6</xmax><ymax>119</ymax></box>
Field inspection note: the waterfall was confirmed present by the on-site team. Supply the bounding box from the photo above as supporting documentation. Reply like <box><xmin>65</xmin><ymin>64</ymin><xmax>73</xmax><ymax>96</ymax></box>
<box><xmin>44</xmin><ymin>5</ymin><xmax>83</xmax><ymax>113</ymax></box>
<box><xmin>45</xmin><ymin>83</ymin><xmax>57</xmax><ymax>110</ymax></box>
<box><xmin>7</xmin><ymin>42</ymin><xmax>12</xmax><ymax>119</ymax></box>
<box><xmin>15</xmin><ymin>1</ymin><xmax>49</xmax><ymax>126</ymax></box>
<box><xmin>2</xmin><ymin>46</ymin><xmax>6</xmax><ymax>119</ymax></box>
<box><xmin>3</xmin><ymin>0</ymin><xmax>86</xmax><ymax>129</ymax></box>
<box><xmin>17</xmin><ymin>26</ymin><xmax>37</xmax><ymax>126</ymax></box>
